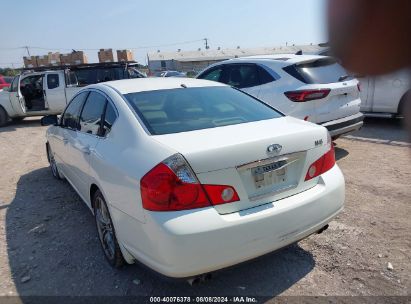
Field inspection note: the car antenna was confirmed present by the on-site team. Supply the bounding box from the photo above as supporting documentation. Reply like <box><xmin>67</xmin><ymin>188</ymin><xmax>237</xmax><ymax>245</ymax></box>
<box><xmin>181</xmin><ymin>84</ymin><xmax>187</xmax><ymax>88</ymax></box>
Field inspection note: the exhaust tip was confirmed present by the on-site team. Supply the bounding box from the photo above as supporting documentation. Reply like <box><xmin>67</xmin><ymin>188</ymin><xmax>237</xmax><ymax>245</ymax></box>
<box><xmin>317</xmin><ymin>224</ymin><xmax>329</xmax><ymax>234</ymax></box>
<box><xmin>187</xmin><ymin>273</ymin><xmax>212</xmax><ymax>286</ymax></box>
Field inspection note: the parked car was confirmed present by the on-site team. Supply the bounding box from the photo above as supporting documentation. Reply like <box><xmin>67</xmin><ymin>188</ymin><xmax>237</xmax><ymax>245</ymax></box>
<box><xmin>197</xmin><ymin>54</ymin><xmax>364</xmax><ymax>139</ymax></box>
<box><xmin>42</xmin><ymin>78</ymin><xmax>344</xmax><ymax>278</ymax></box>
<box><xmin>358</xmin><ymin>69</ymin><xmax>410</xmax><ymax>117</ymax></box>
<box><xmin>315</xmin><ymin>49</ymin><xmax>410</xmax><ymax>118</ymax></box>
<box><xmin>0</xmin><ymin>75</ymin><xmax>12</xmax><ymax>90</ymax></box>
<box><xmin>0</xmin><ymin>63</ymin><xmax>145</xmax><ymax>126</ymax></box>
<box><xmin>153</xmin><ymin>70</ymin><xmax>186</xmax><ymax>78</ymax></box>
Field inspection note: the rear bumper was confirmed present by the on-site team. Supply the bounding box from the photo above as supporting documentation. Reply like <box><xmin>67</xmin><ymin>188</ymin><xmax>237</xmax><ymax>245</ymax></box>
<box><xmin>118</xmin><ymin>165</ymin><xmax>345</xmax><ymax>278</ymax></box>
<box><xmin>321</xmin><ymin>112</ymin><xmax>364</xmax><ymax>137</ymax></box>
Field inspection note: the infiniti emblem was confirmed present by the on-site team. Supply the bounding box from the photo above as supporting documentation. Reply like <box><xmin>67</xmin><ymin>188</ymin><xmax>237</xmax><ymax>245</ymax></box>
<box><xmin>267</xmin><ymin>144</ymin><xmax>282</xmax><ymax>154</ymax></box>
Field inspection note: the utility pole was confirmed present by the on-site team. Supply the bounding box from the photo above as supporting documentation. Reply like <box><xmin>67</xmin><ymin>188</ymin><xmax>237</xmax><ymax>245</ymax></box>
<box><xmin>204</xmin><ymin>38</ymin><xmax>209</xmax><ymax>50</ymax></box>
<box><xmin>24</xmin><ymin>46</ymin><xmax>31</xmax><ymax>57</ymax></box>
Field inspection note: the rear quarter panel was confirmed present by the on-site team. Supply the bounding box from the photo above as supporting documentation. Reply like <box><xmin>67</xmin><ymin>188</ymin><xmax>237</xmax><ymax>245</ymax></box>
<box><xmin>257</xmin><ymin>70</ymin><xmax>316</xmax><ymax>121</ymax></box>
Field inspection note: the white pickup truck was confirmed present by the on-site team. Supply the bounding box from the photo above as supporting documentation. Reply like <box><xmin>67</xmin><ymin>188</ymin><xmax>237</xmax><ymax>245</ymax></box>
<box><xmin>0</xmin><ymin>63</ymin><xmax>145</xmax><ymax>126</ymax></box>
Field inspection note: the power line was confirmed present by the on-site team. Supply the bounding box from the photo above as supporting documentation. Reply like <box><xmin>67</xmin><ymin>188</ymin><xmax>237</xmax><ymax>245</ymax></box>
<box><xmin>0</xmin><ymin>39</ymin><xmax>205</xmax><ymax>52</ymax></box>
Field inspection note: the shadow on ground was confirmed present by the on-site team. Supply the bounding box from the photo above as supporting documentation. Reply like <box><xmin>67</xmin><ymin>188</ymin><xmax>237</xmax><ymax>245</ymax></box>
<box><xmin>0</xmin><ymin>118</ymin><xmax>43</xmax><ymax>133</ymax></box>
<box><xmin>6</xmin><ymin>167</ymin><xmax>315</xmax><ymax>298</ymax></box>
<box><xmin>334</xmin><ymin>146</ymin><xmax>349</xmax><ymax>161</ymax></box>
<box><xmin>344</xmin><ymin>117</ymin><xmax>410</xmax><ymax>145</ymax></box>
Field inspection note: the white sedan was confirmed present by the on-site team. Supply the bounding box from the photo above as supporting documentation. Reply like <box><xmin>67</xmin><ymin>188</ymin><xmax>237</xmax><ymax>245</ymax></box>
<box><xmin>42</xmin><ymin>78</ymin><xmax>344</xmax><ymax>278</ymax></box>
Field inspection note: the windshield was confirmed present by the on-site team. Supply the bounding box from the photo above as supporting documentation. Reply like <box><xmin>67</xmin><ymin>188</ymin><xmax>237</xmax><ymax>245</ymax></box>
<box><xmin>124</xmin><ymin>86</ymin><xmax>282</xmax><ymax>135</ymax></box>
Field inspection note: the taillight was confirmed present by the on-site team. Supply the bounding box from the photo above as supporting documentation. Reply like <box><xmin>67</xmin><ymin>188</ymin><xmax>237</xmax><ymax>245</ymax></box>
<box><xmin>203</xmin><ymin>185</ymin><xmax>240</xmax><ymax>205</ymax></box>
<box><xmin>305</xmin><ymin>142</ymin><xmax>336</xmax><ymax>181</ymax></box>
<box><xmin>284</xmin><ymin>89</ymin><xmax>331</xmax><ymax>102</ymax></box>
<box><xmin>141</xmin><ymin>154</ymin><xmax>240</xmax><ymax>211</ymax></box>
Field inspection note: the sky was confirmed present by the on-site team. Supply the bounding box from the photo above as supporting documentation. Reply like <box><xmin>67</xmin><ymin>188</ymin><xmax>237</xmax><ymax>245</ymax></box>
<box><xmin>0</xmin><ymin>0</ymin><xmax>327</xmax><ymax>68</ymax></box>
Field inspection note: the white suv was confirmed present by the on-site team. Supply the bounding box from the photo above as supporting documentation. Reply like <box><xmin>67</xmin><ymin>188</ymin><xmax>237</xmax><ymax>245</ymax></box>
<box><xmin>197</xmin><ymin>54</ymin><xmax>364</xmax><ymax>138</ymax></box>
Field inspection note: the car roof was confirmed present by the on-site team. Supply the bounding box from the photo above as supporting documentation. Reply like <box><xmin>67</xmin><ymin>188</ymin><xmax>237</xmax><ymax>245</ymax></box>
<box><xmin>101</xmin><ymin>78</ymin><xmax>227</xmax><ymax>94</ymax></box>
<box><xmin>225</xmin><ymin>54</ymin><xmax>328</xmax><ymax>65</ymax></box>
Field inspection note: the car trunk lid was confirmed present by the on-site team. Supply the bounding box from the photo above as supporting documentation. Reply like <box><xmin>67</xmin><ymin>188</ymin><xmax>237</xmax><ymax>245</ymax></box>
<box><xmin>152</xmin><ymin>117</ymin><xmax>329</xmax><ymax>214</ymax></box>
<box><xmin>311</xmin><ymin>81</ymin><xmax>361</xmax><ymax>123</ymax></box>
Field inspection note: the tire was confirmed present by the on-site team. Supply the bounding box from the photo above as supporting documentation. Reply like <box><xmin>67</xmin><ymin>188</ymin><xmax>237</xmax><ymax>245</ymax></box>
<box><xmin>46</xmin><ymin>144</ymin><xmax>62</xmax><ymax>180</ymax></box>
<box><xmin>0</xmin><ymin>106</ymin><xmax>8</xmax><ymax>127</ymax></box>
<box><xmin>93</xmin><ymin>190</ymin><xmax>125</xmax><ymax>268</ymax></box>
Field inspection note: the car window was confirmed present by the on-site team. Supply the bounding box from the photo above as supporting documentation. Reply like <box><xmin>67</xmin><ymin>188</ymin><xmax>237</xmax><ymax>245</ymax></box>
<box><xmin>61</xmin><ymin>92</ymin><xmax>88</xmax><ymax>130</ymax></box>
<box><xmin>284</xmin><ymin>58</ymin><xmax>353</xmax><ymax>84</ymax></box>
<box><xmin>258</xmin><ymin>66</ymin><xmax>276</xmax><ymax>85</ymax></box>
<box><xmin>101</xmin><ymin>101</ymin><xmax>117</xmax><ymax>136</ymax></box>
<box><xmin>74</xmin><ymin>68</ymin><xmax>127</xmax><ymax>86</ymax></box>
<box><xmin>224</xmin><ymin>64</ymin><xmax>260</xmax><ymax>89</ymax></box>
<box><xmin>47</xmin><ymin>74</ymin><xmax>60</xmax><ymax>89</ymax></box>
<box><xmin>10</xmin><ymin>76</ymin><xmax>19</xmax><ymax>92</ymax></box>
<box><xmin>66</xmin><ymin>70</ymin><xmax>78</xmax><ymax>86</ymax></box>
<box><xmin>79</xmin><ymin>92</ymin><xmax>107</xmax><ymax>135</ymax></box>
<box><xmin>124</xmin><ymin>86</ymin><xmax>282</xmax><ymax>135</ymax></box>
<box><xmin>199</xmin><ymin>67</ymin><xmax>223</xmax><ymax>82</ymax></box>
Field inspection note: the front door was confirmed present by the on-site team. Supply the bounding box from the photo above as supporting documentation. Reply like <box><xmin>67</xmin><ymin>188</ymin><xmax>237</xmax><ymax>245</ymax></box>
<box><xmin>54</xmin><ymin>91</ymin><xmax>89</xmax><ymax>181</ymax></box>
<box><xmin>8</xmin><ymin>75</ymin><xmax>26</xmax><ymax>115</ymax></box>
<box><xmin>223</xmin><ymin>64</ymin><xmax>261</xmax><ymax>97</ymax></box>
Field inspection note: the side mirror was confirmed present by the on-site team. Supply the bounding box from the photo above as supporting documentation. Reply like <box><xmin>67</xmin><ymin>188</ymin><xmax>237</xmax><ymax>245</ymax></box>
<box><xmin>41</xmin><ymin>115</ymin><xmax>58</xmax><ymax>126</ymax></box>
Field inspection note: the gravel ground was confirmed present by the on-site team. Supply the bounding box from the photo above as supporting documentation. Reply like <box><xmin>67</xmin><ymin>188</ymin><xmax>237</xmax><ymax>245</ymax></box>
<box><xmin>0</xmin><ymin>117</ymin><xmax>409</xmax><ymax>300</ymax></box>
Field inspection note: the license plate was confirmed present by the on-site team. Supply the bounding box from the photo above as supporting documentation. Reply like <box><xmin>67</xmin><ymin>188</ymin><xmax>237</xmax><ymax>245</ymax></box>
<box><xmin>252</xmin><ymin>160</ymin><xmax>287</xmax><ymax>188</ymax></box>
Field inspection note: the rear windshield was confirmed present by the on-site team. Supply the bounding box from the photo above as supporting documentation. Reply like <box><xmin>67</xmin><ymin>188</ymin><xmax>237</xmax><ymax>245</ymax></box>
<box><xmin>124</xmin><ymin>86</ymin><xmax>282</xmax><ymax>135</ymax></box>
<box><xmin>284</xmin><ymin>58</ymin><xmax>353</xmax><ymax>84</ymax></box>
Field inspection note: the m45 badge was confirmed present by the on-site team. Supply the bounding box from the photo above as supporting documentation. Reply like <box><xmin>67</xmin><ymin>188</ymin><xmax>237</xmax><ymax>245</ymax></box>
<box><xmin>315</xmin><ymin>139</ymin><xmax>323</xmax><ymax>146</ymax></box>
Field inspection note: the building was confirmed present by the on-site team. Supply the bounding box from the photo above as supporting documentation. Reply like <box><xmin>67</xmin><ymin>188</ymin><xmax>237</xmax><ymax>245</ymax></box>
<box><xmin>147</xmin><ymin>44</ymin><xmax>326</xmax><ymax>73</ymax></box>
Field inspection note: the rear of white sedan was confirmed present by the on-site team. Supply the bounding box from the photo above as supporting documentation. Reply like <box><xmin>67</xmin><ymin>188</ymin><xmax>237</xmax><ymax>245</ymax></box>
<box><xmin>46</xmin><ymin>78</ymin><xmax>344</xmax><ymax>278</ymax></box>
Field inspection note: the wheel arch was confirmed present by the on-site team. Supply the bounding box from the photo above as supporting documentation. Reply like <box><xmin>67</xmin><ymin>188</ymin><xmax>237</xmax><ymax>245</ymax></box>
<box><xmin>0</xmin><ymin>105</ymin><xmax>9</xmax><ymax>126</ymax></box>
<box><xmin>45</xmin><ymin>142</ymin><xmax>50</xmax><ymax>163</ymax></box>
<box><xmin>90</xmin><ymin>183</ymin><xmax>100</xmax><ymax>210</ymax></box>
<box><xmin>89</xmin><ymin>182</ymin><xmax>135</xmax><ymax>264</ymax></box>
<box><xmin>398</xmin><ymin>90</ymin><xmax>411</xmax><ymax>115</ymax></box>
